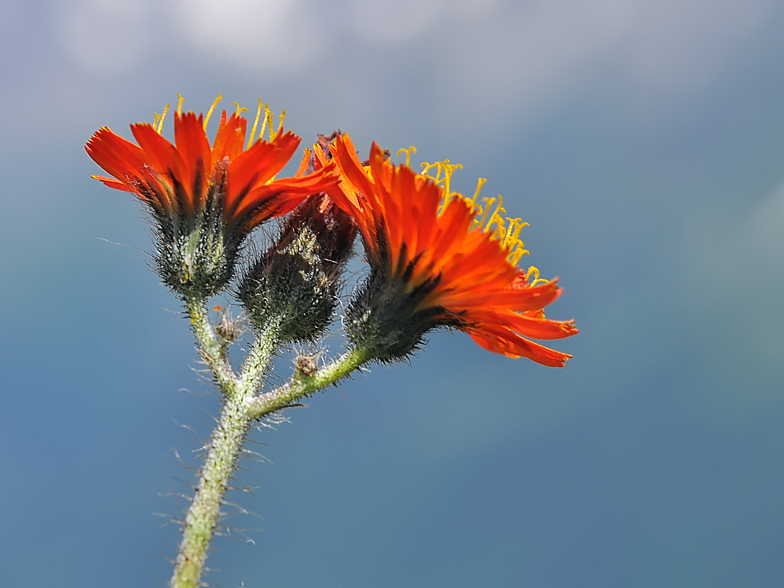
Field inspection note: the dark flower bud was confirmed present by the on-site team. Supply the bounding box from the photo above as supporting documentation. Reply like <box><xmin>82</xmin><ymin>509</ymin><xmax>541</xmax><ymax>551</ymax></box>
<box><xmin>238</xmin><ymin>194</ymin><xmax>356</xmax><ymax>343</ymax></box>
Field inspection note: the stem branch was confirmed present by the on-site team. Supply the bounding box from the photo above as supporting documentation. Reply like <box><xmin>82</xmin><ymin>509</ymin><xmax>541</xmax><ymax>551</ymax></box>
<box><xmin>248</xmin><ymin>348</ymin><xmax>370</xmax><ymax>419</ymax></box>
<box><xmin>185</xmin><ymin>296</ymin><xmax>239</xmax><ymax>397</ymax></box>
<box><xmin>171</xmin><ymin>297</ymin><xmax>369</xmax><ymax>588</ymax></box>
<box><xmin>170</xmin><ymin>297</ymin><xmax>279</xmax><ymax>588</ymax></box>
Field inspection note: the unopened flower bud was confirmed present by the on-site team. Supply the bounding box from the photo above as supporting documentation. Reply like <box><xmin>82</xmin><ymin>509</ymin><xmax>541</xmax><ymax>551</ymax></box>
<box><xmin>238</xmin><ymin>194</ymin><xmax>356</xmax><ymax>343</ymax></box>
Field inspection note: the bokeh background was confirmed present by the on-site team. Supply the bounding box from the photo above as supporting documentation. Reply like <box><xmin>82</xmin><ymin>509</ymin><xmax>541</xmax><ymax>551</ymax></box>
<box><xmin>2</xmin><ymin>0</ymin><xmax>783</xmax><ymax>586</ymax></box>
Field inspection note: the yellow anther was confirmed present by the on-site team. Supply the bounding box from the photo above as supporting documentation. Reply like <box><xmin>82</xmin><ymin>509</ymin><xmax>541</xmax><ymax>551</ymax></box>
<box><xmin>263</xmin><ymin>105</ymin><xmax>279</xmax><ymax>141</ymax></box>
<box><xmin>444</xmin><ymin>162</ymin><xmax>463</xmax><ymax>199</ymax></box>
<box><xmin>233</xmin><ymin>102</ymin><xmax>248</xmax><ymax>116</ymax></box>
<box><xmin>482</xmin><ymin>194</ymin><xmax>506</xmax><ymax>241</ymax></box>
<box><xmin>440</xmin><ymin>161</ymin><xmax>463</xmax><ymax>212</ymax></box>
<box><xmin>155</xmin><ymin>104</ymin><xmax>171</xmax><ymax>135</ymax></box>
<box><xmin>469</xmin><ymin>178</ymin><xmax>487</xmax><ymax>207</ymax></box>
<box><xmin>247</xmin><ymin>99</ymin><xmax>263</xmax><ymax>149</ymax></box>
<box><xmin>402</xmin><ymin>145</ymin><xmax>535</xmax><ymax>269</ymax></box>
<box><xmin>258</xmin><ymin>103</ymin><xmax>269</xmax><ymax>141</ymax></box>
<box><xmin>421</xmin><ymin>160</ymin><xmax>465</xmax><ymax>213</ymax></box>
<box><xmin>258</xmin><ymin>105</ymin><xmax>286</xmax><ymax>180</ymax></box>
<box><xmin>508</xmin><ymin>245</ymin><xmax>530</xmax><ymax>266</ymax></box>
<box><xmin>203</xmin><ymin>94</ymin><xmax>222</xmax><ymax>130</ymax></box>
<box><xmin>397</xmin><ymin>146</ymin><xmax>417</xmax><ymax>167</ymax></box>
<box><xmin>176</xmin><ymin>94</ymin><xmax>185</xmax><ymax>115</ymax></box>
<box><xmin>503</xmin><ymin>218</ymin><xmax>529</xmax><ymax>251</ymax></box>
<box><xmin>420</xmin><ymin>161</ymin><xmax>442</xmax><ymax>183</ymax></box>
<box><xmin>152</xmin><ymin>104</ymin><xmax>169</xmax><ymax>135</ymax></box>
<box><xmin>477</xmin><ymin>196</ymin><xmax>496</xmax><ymax>229</ymax></box>
<box><xmin>526</xmin><ymin>266</ymin><xmax>549</xmax><ymax>286</ymax></box>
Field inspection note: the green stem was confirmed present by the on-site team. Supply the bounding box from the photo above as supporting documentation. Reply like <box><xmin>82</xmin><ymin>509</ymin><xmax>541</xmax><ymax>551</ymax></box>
<box><xmin>170</xmin><ymin>390</ymin><xmax>251</xmax><ymax>588</ymax></box>
<box><xmin>239</xmin><ymin>317</ymin><xmax>283</xmax><ymax>395</ymax></box>
<box><xmin>172</xmin><ymin>298</ymin><xmax>370</xmax><ymax>588</ymax></box>
<box><xmin>170</xmin><ymin>298</ymin><xmax>280</xmax><ymax>588</ymax></box>
<box><xmin>248</xmin><ymin>348</ymin><xmax>370</xmax><ymax>420</ymax></box>
<box><xmin>185</xmin><ymin>295</ymin><xmax>239</xmax><ymax>397</ymax></box>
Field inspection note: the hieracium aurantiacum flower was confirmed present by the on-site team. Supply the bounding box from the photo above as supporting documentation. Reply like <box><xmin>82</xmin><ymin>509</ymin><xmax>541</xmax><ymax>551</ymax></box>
<box><xmin>317</xmin><ymin>134</ymin><xmax>578</xmax><ymax>366</ymax></box>
<box><xmin>86</xmin><ymin>96</ymin><xmax>338</xmax><ymax>298</ymax></box>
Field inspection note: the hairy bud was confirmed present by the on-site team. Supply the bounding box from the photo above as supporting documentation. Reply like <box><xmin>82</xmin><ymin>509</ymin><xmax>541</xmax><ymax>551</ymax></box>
<box><xmin>238</xmin><ymin>194</ymin><xmax>356</xmax><ymax>343</ymax></box>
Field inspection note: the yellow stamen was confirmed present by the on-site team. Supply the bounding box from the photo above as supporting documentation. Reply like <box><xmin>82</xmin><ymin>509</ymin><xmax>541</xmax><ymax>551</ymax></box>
<box><xmin>484</xmin><ymin>196</ymin><xmax>508</xmax><ymax>242</ymax></box>
<box><xmin>458</xmin><ymin>178</ymin><xmax>486</xmax><ymax>221</ymax></box>
<box><xmin>421</xmin><ymin>159</ymin><xmax>464</xmax><ymax>213</ymax></box>
<box><xmin>259</xmin><ymin>105</ymin><xmax>287</xmax><ymax>182</ymax></box>
<box><xmin>508</xmin><ymin>246</ymin><xmax>529</xmax><ymax>267</ymax></box>
<box><xmin>420</xmin><ymin>161</ymin><xmax>442</xmax><ymax>183</ymax></box>
<box><xmin>154</xmin><ymin>103</ymin><xmax>170</xmax><ymax>134</ymax></box>
<box><xmin>233</xmin><ymin>102</ymin><xmax>248</xmax><ymax>116</ymax></box>
<box><xmin>468</xmin><ymin>178</ymin><xmax>487</xmax><ymax>208</ymax></box>
<box><xmin>247</xmin><ymin>99</ymin><xmax>263</xmax><ymax>149</ymax></box>
<box><xmin>439</xmin><ymin>162</ymin><xmax>463</xmax><ymax>214</ymax></box>
<box><xmin>265</xmin><ymin>105</ymin><xmax>277</xmax><ymax>141</ymax></box>
<box><xmin>397</xmin><ymin>146</ymin><xmax>417</xmax><ymax>167</ymax></box>
<box><xmin>203</xmin><ymin>94</ymin><xmax>222</xmax><ymax>130</ymax></box>
<box><xmin>258</xmin><ymin>103</ymin><xmax>269</xmax><ymax>141</ymax></box>
<box><xmin>526</xmin><ymin>266</ymin><xmax>549</xmax><ymax>286</ymax></box>
<box><xmin>406</xmin><ymin>147</ymin><xmax>533</xmax><ymax>267</ymax></box>
<box><xmin>176</xmin><ymin>94</ymin><xmax>185</xmax><ymax>115</ymax></box>
<box><xmin>502</xmin><ymin>219</ymin><xmax>530</xmax><ymax>265</ymax></box>
<box><xmin>503</xmin><ymin>218</ymin><xmax>529</xmax><ymax>250</ymax></box>
<box><xmin>477</xmin><ymin>196</ymin><xmax>496</xmax><ymax>229</ymax></box>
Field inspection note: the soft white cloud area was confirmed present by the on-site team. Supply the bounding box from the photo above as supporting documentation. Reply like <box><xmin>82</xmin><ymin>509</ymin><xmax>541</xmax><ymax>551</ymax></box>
<box><xmin>425</xmin><ymin>0</ymin><xmax>773</xmax><ymax>126</ymax></box>
<box><xmin>172</xmin><ymin>0</ymin><xmax>320</xmax><ymax>70</ymax></box>
<box><xmin>51</xmin><ymin>0</ymin><xmax>773</xmax><ymax>127</ymax></box>
<box><xmin>56</xmin><ymin>0</ymin><xmax>155</xmax><ymax>73</ymax></box>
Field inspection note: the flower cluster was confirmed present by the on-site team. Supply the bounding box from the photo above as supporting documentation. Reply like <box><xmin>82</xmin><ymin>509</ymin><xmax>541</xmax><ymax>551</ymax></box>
<box><xmin>87</xmin><ymin>99</ymin><xmax>576</xmax><ymax>365</ymax></box>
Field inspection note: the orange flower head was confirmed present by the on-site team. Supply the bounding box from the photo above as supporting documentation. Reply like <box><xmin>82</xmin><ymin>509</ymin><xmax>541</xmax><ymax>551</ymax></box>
<box><xmin>85</xmin><ymin>98</ymin><xmax>337</xmax><ymax>297</ymax></box>
<box><xmin>317</xmin><ymin>134</ymin><xmax>577</xmax><ymax>367</ymax></box>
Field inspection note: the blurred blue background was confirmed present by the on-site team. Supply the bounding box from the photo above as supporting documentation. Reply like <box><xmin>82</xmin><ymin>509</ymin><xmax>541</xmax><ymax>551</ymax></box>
<box><xmin>1</xmin><ymin>1</ymin><xmax>783</xmax><ymax>586</ymax></box>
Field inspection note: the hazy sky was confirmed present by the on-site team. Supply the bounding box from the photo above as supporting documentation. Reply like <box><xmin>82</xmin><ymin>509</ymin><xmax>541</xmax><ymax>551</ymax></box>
<box><xmin>1</xmin><ymin>1</ymin><xmax>783</xmax><ymax>587</ymax></box>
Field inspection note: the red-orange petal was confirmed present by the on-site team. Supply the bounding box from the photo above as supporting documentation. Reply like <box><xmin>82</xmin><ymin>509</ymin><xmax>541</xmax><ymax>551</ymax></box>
<box><xmin>174</xmin><ymin>112</ymin><xmax>211</xmax><ymax>210</ymax></box>
<box><xmin>469</xmin><ymin>328</ymin><xmax>573</xmax><ymax>367</ymax></box>
<box><xmin>86</xmin><ymin>128</ymin><xmax>147</xmax><ymax>185</ymax></box>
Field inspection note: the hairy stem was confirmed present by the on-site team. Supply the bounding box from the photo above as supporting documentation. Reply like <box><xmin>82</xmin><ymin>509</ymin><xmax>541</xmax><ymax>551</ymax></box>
<box><xmin>248</xmin><ymin>348</ymin><xmax>370</xmax><ymax>420</ymax></box>
<box><xmin>185</xmin><ymin>296</ymin><xmax>239</xmax><ymax>397</ymax></box>
<box><xmin>170</xmin><ymin>296</ymin><xmax>280</xmax><ymax>588</ymax></box>
<box><xmin>171</xmin><ymin>297</ymin><xmax>370</xmax><ymax>587</ymax></box>
<box><xmin>170</xmin><ymin>390</ymin><xmax>251</xmax><ymax>588</ymax></box>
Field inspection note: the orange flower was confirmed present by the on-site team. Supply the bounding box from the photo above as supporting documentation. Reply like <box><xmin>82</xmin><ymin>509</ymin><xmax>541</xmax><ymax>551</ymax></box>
<box><xmin>319</xmin><ymin>134</ymin><xmax>577</xmax><ymax>367</ymax></box>
<box><xmin>86</xmin><ymin>107</ymin><xmax>336</xmax><ymax>296</ymax></box>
